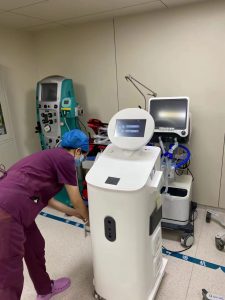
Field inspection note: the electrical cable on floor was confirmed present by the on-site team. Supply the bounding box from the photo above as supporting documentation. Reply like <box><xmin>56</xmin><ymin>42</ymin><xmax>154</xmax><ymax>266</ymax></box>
<box><xmin>162</xmin><ymin>208</ymin><xmax>197</xmax><ymax>254</ymax></box>
<box><xmin>162</xmin><ymin>245</ymin><xmax>192</xmax><ymax>253</ymax></box>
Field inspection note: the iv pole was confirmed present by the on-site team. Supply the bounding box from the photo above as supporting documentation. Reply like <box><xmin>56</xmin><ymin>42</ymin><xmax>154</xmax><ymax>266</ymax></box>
<box><xmin>125</xmin><ymin>74</ymin><xmax>157</xmax><ymax>110</ymax></box>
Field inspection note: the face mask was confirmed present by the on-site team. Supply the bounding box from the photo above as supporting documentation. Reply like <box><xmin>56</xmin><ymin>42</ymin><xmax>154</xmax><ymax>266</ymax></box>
<box><xmin>75</xmin><ymin>154</ymin><xmax>85</xmax><ymax>167</ymax></box>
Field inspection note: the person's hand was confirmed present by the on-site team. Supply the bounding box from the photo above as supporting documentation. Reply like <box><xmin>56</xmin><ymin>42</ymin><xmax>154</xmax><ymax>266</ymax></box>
<box><xmin>70</xmin><ymin>208</ymin><xmax>89</xmax><ymax>223</ymax></box>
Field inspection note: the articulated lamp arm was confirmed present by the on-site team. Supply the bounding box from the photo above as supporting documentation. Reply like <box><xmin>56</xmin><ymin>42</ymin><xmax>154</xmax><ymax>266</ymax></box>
<box><xmin>125</xmin><ymin>74</ymin><xmax>157</xmax><ymax>110</ymax></box>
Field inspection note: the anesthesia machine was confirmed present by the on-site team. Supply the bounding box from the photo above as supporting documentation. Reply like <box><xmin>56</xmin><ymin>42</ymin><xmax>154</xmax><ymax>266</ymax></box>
<box><xmin>35</xmin><ymin>75</ymin><xmax>81</xmax><ymax>149</ymax></box>
<box><xmin>35</xmin><ymin>75</ymin><xmax>82</xmax><ymax>205</ymax></box>
<box><xmin>86</xmin><ymin>108</ymin><xmax>167</xmax><ymax>300</ymax></box>
<box><xmin>149</xmin><ymin>97</ymin><xmax>194</xmax><ymax>247</ymax></box>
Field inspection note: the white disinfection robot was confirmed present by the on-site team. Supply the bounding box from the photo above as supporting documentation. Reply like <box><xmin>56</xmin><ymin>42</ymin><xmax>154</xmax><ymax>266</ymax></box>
<box><xmin>86</xmin><ymin>108</ymin><xmax>167</xmax><ymax>300</ymax></box>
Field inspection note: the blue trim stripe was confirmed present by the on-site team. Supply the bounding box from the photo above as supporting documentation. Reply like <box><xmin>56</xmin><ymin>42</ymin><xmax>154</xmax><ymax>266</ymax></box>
<box><xmin>40</xmin><ymin>211</ymin><xmax>225</xmax><ymax>273</ymax></box>
<box><xmin>39</xmin><ymin>211</ymin><xmax>84</xmax><ymax>229</ymax></box>
<box><xmin>162</xmin><ymin>249</ymin><xmax>225</xmax><ymax>273</ymax></box>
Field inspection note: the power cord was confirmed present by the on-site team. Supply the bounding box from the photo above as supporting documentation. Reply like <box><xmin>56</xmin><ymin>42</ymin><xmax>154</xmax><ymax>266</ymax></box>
<box><xmin>162</xmin><ymin>245</ymin><xmax>192</xmax><ymax>253</ymax></box>
<box><xmin>162</xmin><ymin>207</ymin><xmax>197</xmax><ymax>253</ymax></box>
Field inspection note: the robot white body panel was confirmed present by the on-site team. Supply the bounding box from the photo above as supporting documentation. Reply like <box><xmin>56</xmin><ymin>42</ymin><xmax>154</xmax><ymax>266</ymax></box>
<box><xmin>87</xmin><ymin>144</ymin><xmax>161</xmax><ymax>192</ymax></box>
<box><xmin>87</xmin><ymin>144</ymin><xmax>167</xmax><ymax>300</ymax></box>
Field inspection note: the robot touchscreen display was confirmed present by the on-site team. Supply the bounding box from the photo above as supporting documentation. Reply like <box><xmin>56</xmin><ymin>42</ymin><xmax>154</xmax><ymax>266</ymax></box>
<box><xmin>114</xmin><ymin>119</ymin><xmax>146</xmax><ymax>137</ymax></box>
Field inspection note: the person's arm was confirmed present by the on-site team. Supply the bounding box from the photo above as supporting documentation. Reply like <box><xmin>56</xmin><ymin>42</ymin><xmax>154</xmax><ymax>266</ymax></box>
<box><xmin>65</xmin><ymin>184</ymin><xmax>89</xmax><ymax>222</ymax></box>
<box><xmin>48</xmin><ymin>198</ymin><xmax>83</xmax><ymax>219</ymax></box>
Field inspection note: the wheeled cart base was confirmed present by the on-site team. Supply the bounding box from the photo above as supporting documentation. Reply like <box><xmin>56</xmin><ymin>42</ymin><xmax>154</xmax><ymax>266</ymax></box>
<box><xmin>161</xmin><ymin>175</ymin><xmax>195</xmax><ymax>247</ymax></box>
<box><xmin>161</xmin><ymin>221</ymin><xmax>194</xmax><ymax>247</ymax></box>
<box><xmin>206</xmin><ymin>210</ymin><xmax>225</xmax><ymax>251</ymax></box>
<box><xmin>202</xmin><ymin>289</ymin><xmax>224</xmax><ymax>300</ymax></box>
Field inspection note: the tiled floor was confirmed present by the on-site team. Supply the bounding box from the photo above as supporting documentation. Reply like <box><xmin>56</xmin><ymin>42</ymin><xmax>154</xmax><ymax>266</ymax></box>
<box><xmin>21</xmin><ymin>206</ymin><xmax>225</xmax><ymax>300</ymax></box>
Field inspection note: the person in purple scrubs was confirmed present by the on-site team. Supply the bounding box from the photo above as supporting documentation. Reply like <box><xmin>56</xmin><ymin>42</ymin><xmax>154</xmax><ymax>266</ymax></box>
<box><xmin>0</xmin><ymin>129</ymin><xmax>89</xmax><ymax>300</ymax></box>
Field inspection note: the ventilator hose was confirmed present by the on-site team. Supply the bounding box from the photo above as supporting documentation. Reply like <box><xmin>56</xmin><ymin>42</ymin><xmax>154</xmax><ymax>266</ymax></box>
<box><xmin>169</xmin><ymin>144</ymin><xmax>191</xmax><ymax>169</ymax></box>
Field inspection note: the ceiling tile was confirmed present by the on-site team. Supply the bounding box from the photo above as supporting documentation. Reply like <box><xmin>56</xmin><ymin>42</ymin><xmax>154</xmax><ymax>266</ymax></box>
<box><xmin>60</xmin><ymin>1</ymin><xmax>165</xmax><ymax>25</ymax></box>
<box><xmin>0</xmin><ymin>12</ymin><xmax>49</xmax><ymax>29</ymax></box>
<box><xmin>162</xmin><ymin>0</ymin><xmax>207</xmax><ymax>7</ymax></box>
<box><xmin>0</xmin><ymin>0</ymin><xmax>46</xmax><ymax>11</ymax></box>
<box><xmin>25</xmin><ymin>22</ymin><xmax>66</xmax><ymax>31</ymax></box>
<box><xmin>12</xmin><ymin>0</ymin><xmax>161</xmax><ymax>22</ymax></box>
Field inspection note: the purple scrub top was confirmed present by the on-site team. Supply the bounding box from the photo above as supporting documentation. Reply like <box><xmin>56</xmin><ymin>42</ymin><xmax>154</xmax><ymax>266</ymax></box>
<box><xmin>0</xmin><ymin>148</ymin><xmax>77</xmax><ymax>227</ymax></box>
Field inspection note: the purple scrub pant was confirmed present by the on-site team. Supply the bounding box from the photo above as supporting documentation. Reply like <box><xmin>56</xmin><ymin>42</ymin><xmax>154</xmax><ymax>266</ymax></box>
<box><xmin>0</xmin><ymin>208</ymin><xmax>52</xmax><ymax>299</ymax></box>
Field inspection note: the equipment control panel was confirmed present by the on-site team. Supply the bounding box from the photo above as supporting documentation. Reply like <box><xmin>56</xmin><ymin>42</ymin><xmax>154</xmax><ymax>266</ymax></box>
<box><xmin>36</xmin><ymin>75</ymin><xmax>80</xmax><ymax>149</ymax></box>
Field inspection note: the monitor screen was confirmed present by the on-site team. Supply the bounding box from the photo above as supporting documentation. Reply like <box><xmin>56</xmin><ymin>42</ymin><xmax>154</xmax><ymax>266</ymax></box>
<box><xmin>41</xmin><ymin>83</ymin><xmax>57</xmax><ymax>102</ymax></box>
<box><xmin>150</xmin><ymin>99</ymin><xmax>187</xmax><ymax>130</ymax></box>
<box><xmin>115</xmin><ymin>119</ymin><xmax>146</xmax><ymax>137</ymax></box>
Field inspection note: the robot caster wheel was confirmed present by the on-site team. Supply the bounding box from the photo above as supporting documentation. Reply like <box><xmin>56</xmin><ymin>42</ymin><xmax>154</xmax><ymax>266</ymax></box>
<box><xmin>215</xmin><ymin>236</ymin><xmax>225</xmax><ymax>251</ymax></box>
<box><xmin>206</xmin><ymin>212</ymin><xmax>211</xmax><ymax>223</ymax></box>
<box><xmin>181</xmin><ymin>234</ymin><xmax>194</xmax><ymax>247</ymax></box>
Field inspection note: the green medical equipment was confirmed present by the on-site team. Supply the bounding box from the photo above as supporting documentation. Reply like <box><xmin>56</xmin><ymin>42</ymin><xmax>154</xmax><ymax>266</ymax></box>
<box><xmin>36</xmin><ymin>75</ymin><xmax>80</xmax><ymax>149</ymax></box>
<box><xmin>35</xmin><ymin>75</ymin><xmax>82</xmax><ymax>206</ymax></box>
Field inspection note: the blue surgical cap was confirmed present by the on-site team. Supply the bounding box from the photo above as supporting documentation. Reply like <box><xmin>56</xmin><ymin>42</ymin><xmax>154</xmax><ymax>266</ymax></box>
<box><xmin>61</xmin><ymin>129</ymin><xmax>89</xmax><ymax>152</ymax></box>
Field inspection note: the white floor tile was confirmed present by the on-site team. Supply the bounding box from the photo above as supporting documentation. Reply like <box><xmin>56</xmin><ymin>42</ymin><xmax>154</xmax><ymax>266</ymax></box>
<box><xmin>156</xmin><ymin>257</ymin><xmax>193</xmax><ymax>300</ymax></box>
<box><xmin>186</xmin><ymin>265</ymin><xmax>225</xmax><ymax>300</ymax></box>
<box><xmin>21</xmin><ymin>205</ymin><xmax>225</xmax><ymax>300</ymax></box>
<box><xmin>22</xmin><ymin>212</ymin><xmax>93</xmax><ymax>300</ymax></box>
<box><xmin>195</xmin><ymin>211</ymin><xmax>225</xmax><ymax>265</ymax></box>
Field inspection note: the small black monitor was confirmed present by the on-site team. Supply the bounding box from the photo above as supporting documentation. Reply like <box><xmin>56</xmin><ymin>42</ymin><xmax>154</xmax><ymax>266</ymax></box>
<box><xmin>41</xmin><ymin>83</ymin><xmax>57</xmax><ymax>102</ymax></box>
<box><xmin>114</xmin><ymin>119</ymin><xmax>146</xmax><ymax>137</ymax></box>
<box><xmin>148</xmin><ymin>97</ymin><xmax>190</xmax><ymax>143</ymax></box>
<box><xmin>150</xmin><ymin>98</ymin><xmax>187</xmax><ymax>130</ymax></box>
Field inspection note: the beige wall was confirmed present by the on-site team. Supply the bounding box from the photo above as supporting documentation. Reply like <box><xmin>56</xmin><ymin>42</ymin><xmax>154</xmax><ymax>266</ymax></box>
<box><xmin>115</xmin><ymin>0</ymin><xmax>225</xmax><ymax>207</ymax></box>
<box><xmin>33</xmin><ymin>0</ymin><xmax>225</xmax><ymax>206</ymax></box>
<box><xmin>2</xmin><ymin>0</ymin><xmax>224</xmax><ymax>207</ymax></box>
<box><xmin>34</xmin><ymin>21</ymin><xmax>118</xmax><ymax>123</ymax></box>
<box><xmin>0</xmin><ymin>27</ymin><xmax>39</xmax><ymax>164</ymax></box>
